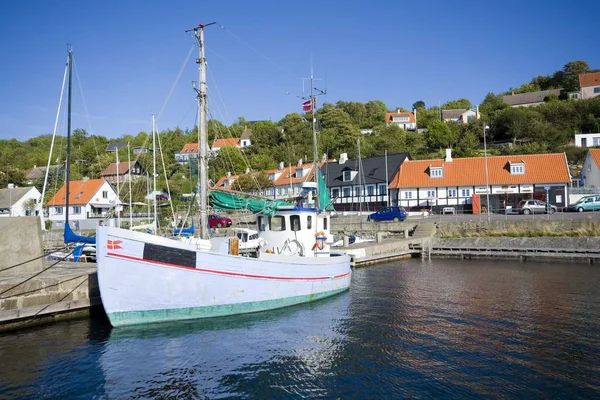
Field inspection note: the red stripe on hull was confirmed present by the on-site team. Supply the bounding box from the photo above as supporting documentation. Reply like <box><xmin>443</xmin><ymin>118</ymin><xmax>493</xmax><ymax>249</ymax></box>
<box><xmin>106</xmin><ymin>252</ymin><xmax>351</xmax><ymax>281</ymax></box>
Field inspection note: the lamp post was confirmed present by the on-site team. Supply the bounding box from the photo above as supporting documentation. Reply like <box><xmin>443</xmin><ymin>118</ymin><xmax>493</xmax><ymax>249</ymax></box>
<box><xmin>483</xmin><ymin>124</ymin><xmax>491</xmax><ymax>222</ymax></box>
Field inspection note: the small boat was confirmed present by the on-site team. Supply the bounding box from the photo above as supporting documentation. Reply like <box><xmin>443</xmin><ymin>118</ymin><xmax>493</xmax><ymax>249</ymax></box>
<box><xmin>96</xmin><ymin>23</ymin><xmax>351</xmax><ymax>327</ymax></box>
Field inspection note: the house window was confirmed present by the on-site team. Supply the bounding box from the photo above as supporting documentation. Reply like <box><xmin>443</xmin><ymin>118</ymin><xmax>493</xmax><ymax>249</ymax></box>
<box><xmin>295</xmin><ymin>169</ymin><xmax>303</xmax><ymax>178</ymax></box>
<box><xmin>102</xmin><ymin>191</ymin><xmax>108</xmax><ymax>199</ymax></box>
<box><xmin>73</xmin><ymin>206</ymin><xmax>81</xmax><ymax>214</ymax></box>
<box><xmin>343</xmin><ymin>187</ymin><xmax>351</xmax><ymax>197</ymax></box>
<box><xmin>594</xmin><ymin>137</ymin><xmax>600</xmax><ymax>146</ymax></box>
<box><xmin>404</xmin><ymin>192</ymin><xmax>412</xmax><ymax>199</ymax></box>
<box><xmin>268</xmin><ymin>173</ymin><xmax>275</xmax><ymax>181</ymax></box>
<box><xmin>54</xmin><ymin>206</ymin><xmax>63</xmax><ymax>214</ymax></box>
<box><xmin>379</xmin><ymin>185</ymin><xmax>387</xmax><ymax>195</ymax></box>
<box><xmin>461</xmin><ymin>189</ymin><xmax>471</xmax><ymax>197</ymax></box>
<box><xmin>332</xmin><ymin>188</ymin><xmax>340</xmax><ymax>198</ymax></box>
<box><xmin>572</xmin><ymin>93</ymin><xmax>578</xmax><ymax>99</ymax></box>
<box><xmin>510</xmin><ymin>163</ymin><xmax>525</xmax><ymax>174</ymax></box>
<box><xmin>431</xmin><ymin>167</ymin><xmax>443</xmax><ymax>178</ymax></box>
<box><xmin>269</xmin><ymin>216</ymin><xmax>286</xmax><ymax>231</ymax></box>
<box><xmin>367</xmin><ymin>185</ymin><xmax>375</xmax><ymax>196</ymax></box>
<box><xmin>448</xmin><ymin>189</ymin><xmax>457</xmax><ymax>198</ymax></box>
<box><xmin>355</xmin><ymin>186</ymin><xmax>362</xmax><ymax>196</ymax></box>
<box><xmin>343</xmin><ymin>170</ymin><xmax>352</xmax><ymax>182</ymax></box>
<box><xmin>427</xmin><ymin>190</ymin><xmax>435</xmax><ymax>197</ymax></box>
<box><xmin>595</xmin><ymin>87</ymin><xmax>600</xmax><ymax>93</ymax></box>
<box><xmin>582</xmin><ymin>138</ymin><xmax>588</xmax><ymax>147</ymax></box>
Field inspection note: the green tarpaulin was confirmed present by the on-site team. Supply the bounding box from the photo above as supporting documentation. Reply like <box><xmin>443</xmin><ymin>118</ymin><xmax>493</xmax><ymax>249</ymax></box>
<box><xmin>317</xmin><ymin>167</ymin><xmax>335</xmax><ymax>211</ymax></box>
<box><xmin>210</xmin><ymin>191</ymin><xmax>293</xmax><ymax>216</ymax></box>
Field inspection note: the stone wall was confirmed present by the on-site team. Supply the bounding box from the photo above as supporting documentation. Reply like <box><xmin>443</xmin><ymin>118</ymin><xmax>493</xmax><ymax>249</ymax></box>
<box><xmin>0</xmin><ymin>217</ymin><xmax>44</xmax><ymax>278</ymax></box>
<box><xmin>435</xmin><ymin>218</ymin><xmax>600</xmax><ymax>238</ymax></box>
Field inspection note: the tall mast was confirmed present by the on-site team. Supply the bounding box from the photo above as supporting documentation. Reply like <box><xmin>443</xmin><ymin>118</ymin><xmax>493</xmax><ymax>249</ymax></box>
<box><xmin>311</xmin><ymin>70</ymin><xmax>318</xmax><ymax>195</ymax></box>
<box><xmin>65</xmin><ymin>49</ymin><xmax>73</xmax><ymax>227</ymax></box>
<box><xmin>152</xmin><ymin>115</ymin><xmax>158</xmax><ymax>232</ymax></box>
<box><xmin>189</xmin><ymin>22</ymin><xmax>216</xmax><ymax>240</ymax></box>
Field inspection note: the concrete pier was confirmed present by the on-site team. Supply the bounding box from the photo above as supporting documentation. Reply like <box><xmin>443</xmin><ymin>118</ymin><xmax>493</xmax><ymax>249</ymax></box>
<box><xmin>0</xmin><ymin>261</ymin><xmax>100</xmax><ymax>332</ymax></box>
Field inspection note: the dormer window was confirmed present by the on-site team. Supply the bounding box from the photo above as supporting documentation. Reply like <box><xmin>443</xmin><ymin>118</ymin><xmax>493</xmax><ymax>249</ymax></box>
<box><xmin>268</xmin><ymin>173</ymin><xmax>275</xmax><ymax>181</ymax></box>
<box><xmin>430</xmin><ymin>167</ymin><xmax>443</xmax><ymax>178</ymax></box>
<box><xmin>295</xmin><ymin>169</ymin><xmax>303</xmax><ymax>178</ymax></box>
<box><xmin>510</xmin><ymin>162</ymin><xmax>525</xmax><ymax>175</ymax></box>
<box><xmin>343</xmin><ymin>170</ymin><xmax>352</xmax><ymax>182</ymax></box>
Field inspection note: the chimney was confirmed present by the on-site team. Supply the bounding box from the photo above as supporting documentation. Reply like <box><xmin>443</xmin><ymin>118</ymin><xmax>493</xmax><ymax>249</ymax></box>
<box><xmin>445</xmin><ymin>148</ymin><xmax>453</xmax><ymax>162</ymax></box>
<box><xmin>512</xmin><ymin>91</ymin><xmax>515</xmax><ymax>96</ymax></box>
<box><xmin>278</xmin><ymin>161</ymin><xmax>284</xmax><ymax>170</ymax></box>
<box><xmin>33</xmin><ymin>164</ymin><xmax>37</xmax><ymax>169</ymax></box>
<box><xmin>297</xmin><ymin>159</ymin><xmax>303</xmax><ymax>167</ymax></box>
<box><xmin>339</xmin><ymin>153</ymin><xmax>348</xmax><ymax>164</ymax></box>
<box><xmin>82</xmin><ymin>176</ymin><xmax>89</xmax><ymax>181</ymax></box>
<box><xmin>245</xmin><ymin>167</ymin><xmax>250</xmax><ymax>174</ymax></box>
<box><xmin>321</xmin><ymin>153</ymin><xmax>327</xmax><ymax>162</ymax></box>
<box><xmin>226</xmin><ymin>171</ymin><xmax>231</xmax><ymax>177</ymax></box>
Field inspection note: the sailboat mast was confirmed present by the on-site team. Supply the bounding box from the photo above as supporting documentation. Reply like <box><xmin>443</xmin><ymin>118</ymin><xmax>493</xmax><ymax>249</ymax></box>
<box><xmin>65</xmin><ymin>49</ymin><xmax>73</xmax><ymax>227</ymax></box>
<box><xmin>191</xmin><ymin>23</ymin><xmax>216</xmax><ymax>240</ymax></box>
<box><xmin>310</xmin><ymin>71</ymin><xmax>319</xmax><ymax>210</ymax></box>
<box><xmin>152</xmin><ymin>115</ymin><xmax>158</xmax><ymax>232</ymax></box>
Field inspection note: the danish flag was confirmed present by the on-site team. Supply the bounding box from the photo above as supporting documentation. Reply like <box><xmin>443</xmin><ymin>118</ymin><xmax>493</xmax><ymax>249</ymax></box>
<box><xmin>107</xmin><ymin>240</ymin><xmax>122</xmax><ymax>250</ymax></box>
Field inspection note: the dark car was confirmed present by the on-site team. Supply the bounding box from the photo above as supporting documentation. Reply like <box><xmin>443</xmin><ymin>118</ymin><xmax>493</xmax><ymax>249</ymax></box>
<box><xmin>208</xmin><ymin>214</ymin><xmax>232</xmax><ymax>228</ymax></box>
<box><xmin>367</xmin><ymin>206</ymin><xmax>407</xmax><ymax>222</ymax></box>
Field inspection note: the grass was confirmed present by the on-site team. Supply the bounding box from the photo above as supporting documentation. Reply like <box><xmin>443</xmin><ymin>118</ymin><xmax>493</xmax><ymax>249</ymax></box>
<box><xmin>439</xmin><ymin>224</ymin><xmax>600</xmax><ymax>238</ymax></box>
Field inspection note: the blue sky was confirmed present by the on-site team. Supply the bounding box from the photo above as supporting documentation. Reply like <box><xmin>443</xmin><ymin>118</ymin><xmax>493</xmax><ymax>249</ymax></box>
<box><xmin>1</xmin><ymin>0</ymin><xmax>599</xmax><ymax>140</ymax></box>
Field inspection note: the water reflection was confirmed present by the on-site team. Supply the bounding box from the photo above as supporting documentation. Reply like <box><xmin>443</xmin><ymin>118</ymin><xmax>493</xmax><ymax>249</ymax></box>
<box><xmin>1</xmin><ymin>259</ymin><xmax>600</xmax><ymax>399</ymax></box>
<box><xmin>100</xmin><ymin>294</ymin><xmax>351</xmax><ymax>399</ymax></box>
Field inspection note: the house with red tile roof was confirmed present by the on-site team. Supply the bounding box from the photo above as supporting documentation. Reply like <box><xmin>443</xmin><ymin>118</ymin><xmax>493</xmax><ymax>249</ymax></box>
<box><xmin>212</xmin><ymin>138</ymin><xmax>241</xmax><ymax>154</ymax></box>
<box><xmin>388</xmin><ymin>149</ymin><xmax>571</xmax><ymax>212</ymax></box>
<box><xmin>385</xmin><ymin>109</ymin><xmax>416</xmax><ymax>131</ymax></box>
<box><xmin>213</xmin><ymin>160</ymin><xmax>323</xmax><ymax>200</ymax></box>
<box><xmin>582</xmin><ymin>148</ymin><xmax>600</xmax><ymax>188</ymax></box>
<box><xmin>578</xmin><ymin>72</ymin><xmax>600</xmax><ymax>100</ymax></box>
<box><xmin>46</xmin><ymin>178</ymin><xmax>121</xmax><ymax>222</ymax></box>
<box><xmin>101</xmin><ymin>161</ymin><xmax>145</xmax><ymax>184</ymax></box>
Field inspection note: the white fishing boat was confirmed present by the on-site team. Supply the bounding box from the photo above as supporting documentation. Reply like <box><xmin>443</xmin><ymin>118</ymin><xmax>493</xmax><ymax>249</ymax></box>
<box><xmin>96</xmin><ymin>23</ymin><xmax>352</xmax><ymax>327</ymax></box>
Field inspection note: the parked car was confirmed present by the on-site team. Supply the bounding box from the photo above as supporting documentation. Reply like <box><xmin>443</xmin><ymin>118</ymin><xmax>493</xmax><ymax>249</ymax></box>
<box><xmin>367</xmin><ymin>206</ymin><xmax>407</xmax><ymax>222</ymax></box>
<box><xmin>515</xmin><ymin>199</ymin><xmax>557</xmax><ymax>215</ymax></box>
<box><xmin>565</xmin><ymin>195</ymin><xmax>600</xmax><ymax>212</ymax></box>
<box><xmin>208</xmin><ymin>214</ymin><xmax>232</xmax><ymax>228</ymax></box>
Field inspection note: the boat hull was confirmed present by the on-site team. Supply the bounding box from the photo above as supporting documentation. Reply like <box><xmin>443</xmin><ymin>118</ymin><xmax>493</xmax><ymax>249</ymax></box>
<box><xmin>96</xmin><ymin>226</ymin><xmax>352</xmax><ymax>327</ymax></box>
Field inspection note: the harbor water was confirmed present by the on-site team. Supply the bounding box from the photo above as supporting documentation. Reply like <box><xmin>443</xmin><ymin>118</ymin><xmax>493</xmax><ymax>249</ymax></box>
<box><xmin>1</xmin><ymin>258</ymin><xmax>599</xmax><ymax>399</ymax></box>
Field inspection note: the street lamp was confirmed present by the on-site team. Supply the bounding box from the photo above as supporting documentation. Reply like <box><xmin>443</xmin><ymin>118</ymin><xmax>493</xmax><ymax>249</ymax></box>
<box><xmin>483</xmin><ymin>124</ymin><xmax>491</xmax><ymax>222</ymax></box>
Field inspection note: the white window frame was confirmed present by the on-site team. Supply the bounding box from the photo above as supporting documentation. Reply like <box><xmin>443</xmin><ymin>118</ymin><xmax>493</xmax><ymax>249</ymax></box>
<box><xmin>461</xmin><ymin>189</ymin><xmax>471</xmax><ymax>197</ymax></box>
<box><xmin>510</xmin><ymin>163</ymin><xmax>525</xmax><ymax>175</ymax></box>
<box><xmin>431</xmin><ymin>167</ymin><xmax>443</xmax><ymax>178</ymax></box>
<box><xmin>343</xmin><ymin>170</ymin><xmax>352</xmax><ymax>182</ymax></box>
<box><xmin>404</xmin><ymin>191</ymin><xmax>412</xmax><ymax>199</ymax></box>
<box><xmin>448</xmin><ymin>189</ymin><xmax>457</xmax><ymax>198</ymax></box>
<box><xmin>427</xmin><ymin>190</ymin><xmax>435</xmax><ymax>197</ymax></box>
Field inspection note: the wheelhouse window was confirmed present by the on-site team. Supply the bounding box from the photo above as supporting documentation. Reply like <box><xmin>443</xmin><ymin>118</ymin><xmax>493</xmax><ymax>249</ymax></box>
<box><xmin>290</xmin><ymin>215</ymin><xmax>301</xmax><ymax>232</ymax></box>
<box><xmin>323</xmin><ymin>217</ymin><xmax>328</xmax><ymax>230</ymax></box>
<box><xmin>270</xmin><ymin>216</ymin><xmax>286</xmax><ymax>231</ymax></box>
<box><xmin>307</xmin><ymin>215</ymin><xmax>312</xmax><ymax>229</ymax></box>
<box><xmin>257</xmin><ymin>216</ymin><xmax>266</xmax><ymax>231</ymax></box>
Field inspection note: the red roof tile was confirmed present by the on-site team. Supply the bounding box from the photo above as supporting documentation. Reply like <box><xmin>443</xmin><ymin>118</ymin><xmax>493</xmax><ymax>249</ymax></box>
<box><xmin>589</xmin><ymin>148</ymin><xmax>600</xmax><ymax>169</ymax></box>
<box><xmin>180</xmin><ymin>143</ymin><xmax>199</xmax><ymax>153</ymax></box>
<box><xmin>385</xmin><ymin>111</ymin><xmax>416</xmax><ymax>124</ymax></box>
<box><xmin>47</xmin><ymin>178</ymin><xmax>107</xmax><ymax>206</ymax></box>
<box><xmin>579</xmin><ymin>72</ymin><xmax>600</xmax><ymax>88</ymax></box>
<box><xmin>212</xmin><ymin>138</ymin><xmax>240</xmax><ymax>149</ymax></box>
<box><xmin>389</xmin><ymin>153</ymin><xmax>570</xmax><ymax>188</ymax></box>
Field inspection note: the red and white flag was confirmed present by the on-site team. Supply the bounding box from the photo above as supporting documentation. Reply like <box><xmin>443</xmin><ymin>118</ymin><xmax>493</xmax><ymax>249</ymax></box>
<box><xmin>302</xmin><ymin>99</ymin><xmax>313</xmax><ymax>111</ymax></box>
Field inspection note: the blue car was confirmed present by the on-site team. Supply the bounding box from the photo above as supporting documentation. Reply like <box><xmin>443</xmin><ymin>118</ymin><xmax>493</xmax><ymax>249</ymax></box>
<box><xmin>367</xmin><ymin>206</ymin><xmax>407</xmax><ymax>222</ymax></box>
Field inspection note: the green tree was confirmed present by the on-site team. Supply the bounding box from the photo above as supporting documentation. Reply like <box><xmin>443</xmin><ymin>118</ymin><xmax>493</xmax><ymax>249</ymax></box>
<box><xmin>425</xmin><ymin>120</ymin><xmax>459</xmax><ymax>149</ymax></box>
<box><xmin>442</xmin><ymin>98</ymin><xmax>472</xmax><ymax>110</ymax></box>
<box><xmin>412</xmin><ymin>100</ymin><xmax>426</xmax><ymax>110</ymax></box>
<box><xmin>232</xmin><ymin>171</ymin><xmax>273</xmax><ymax>192</ymax></box>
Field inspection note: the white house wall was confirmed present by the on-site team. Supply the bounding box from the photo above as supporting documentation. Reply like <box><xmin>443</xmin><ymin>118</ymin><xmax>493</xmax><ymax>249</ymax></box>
<box><xmin>583</xmin><ymin>154</ymin><xmax>600</xmax><ymax>187</ymax></box>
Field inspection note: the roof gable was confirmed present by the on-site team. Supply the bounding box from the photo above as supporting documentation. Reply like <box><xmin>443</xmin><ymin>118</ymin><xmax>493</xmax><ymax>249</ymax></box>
<box><xmin>589</xmin><ymin>148</ymin><xmax>600</xmax><ymax>169</ymax></box>
<box><xmin>322</xmin><ymin>152</ymin><xmax>410</xmax><ymax>187</ymax></box>
<box><xmin>0</xmin><ymin>187</ymin><xmax>38</xmax><ymax>208</ymax></box>
<box><xmin>101</xmin><ymin>161</ymin><xmax>141</xmax><ymax>176</ymax></box>
<box><xmin>502</xmin><ymin>89</ymin><xmax>562</xmax><ymax>106</ymax></box>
